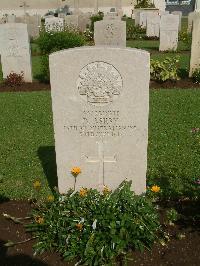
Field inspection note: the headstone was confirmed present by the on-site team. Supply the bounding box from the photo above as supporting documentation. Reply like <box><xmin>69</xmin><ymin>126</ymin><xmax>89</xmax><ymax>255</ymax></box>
<box><xmin>7</xmin><ymin>14</ymin><xmax>16</xmax><ymax>23</ymax></box>
<box><xmin>171</xmin><ymin>11</ymin><xmax>182</xmax><ymax>31</ymax></box>
<box><xmin>78</xmin><ymin>14</ymin><xmax>91</xmax><ymax>32</ymax></box>
<box><xmin>0</xmin><ymin>23</ymin><xmax>32</xmax><ymax>82</ymax></box>
<box><xmin>188</xmin><ymin>12</ymin><xmax>195</xmax><ymax>33</ymax></box>
<box><xmin>116</xmin><ymin>0</ymin><xmax>123</xmax><ymax>17</ymax></box>
<box><xmin>159</xmin><ymin>14</ymin><xmax>179</xmax><ymax>51</ymax></box>
<box><xmin>49</xmin><ymin>46</ymin><xmax>150</xmax><ymax>194</ymax></box>
<box><xmin>94</xmin><ymin>20</ymin><xmax>126</xmax><ymax>47</ymax></box>
<box><xmin>94</xmin><ymin>0</ymin><xmax>98</xmax><ymax>14</ymax></box>
<box><xmin>45</xmin><ymin>17</ymin><xmax>64</xmax><ymax>32</ymax></box>
<box><xmin>65</xmin><ymin>15</ymin><xmax>79</xmax><ymax>29</ymax></box>
<box><xmin>74</xmin><ymin>0</ymin><xmax>81</xmax><ymax>15</ymax></box>
<box><xmin>195</xmin><ymin>0</ymin><xmax>200</xmax><ymax>11</ymax></box>
<box><xmin>153</xmin><ymin>0</ymin><xmax>166</xmax><ymax>12</ymax></box>
<box><xmin>16</xmin><ymin>14</ymin><xmax>41</xmax><ymax>39</ymax></box>
<box><xmin>189</xmin><ymin>14</ymin><xmax>200</xmax><ymax>76</ymax></box>
<box><xmin>146</xmin><ymin>13</ymin><xmax>160</xmax><ymax>38</ymax></box>
<box><xmin>103</xmin><ymin>14</ymin><xmax>121</xmax><ymax>21</ymax></box>
<box><xmin>139</xmin><ymin>10</ymin><xmax>159</xmax><ymax>29</ymax></box>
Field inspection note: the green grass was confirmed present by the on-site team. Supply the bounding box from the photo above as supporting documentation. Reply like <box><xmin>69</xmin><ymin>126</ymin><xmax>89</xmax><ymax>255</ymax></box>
<box><xmin>0</xmin><ymin>90</ymin><xmax>200</xmax><ymax>199</ymax></box>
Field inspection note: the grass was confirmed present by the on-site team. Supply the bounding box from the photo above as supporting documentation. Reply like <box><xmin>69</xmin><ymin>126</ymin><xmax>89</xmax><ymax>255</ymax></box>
<box><xmin>0</xmin><ymin>90</ymin><xmax>200</xmax><ymax>199</ymax></box>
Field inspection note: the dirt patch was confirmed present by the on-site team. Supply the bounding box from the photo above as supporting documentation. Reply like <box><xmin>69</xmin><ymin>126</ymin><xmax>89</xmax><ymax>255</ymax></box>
<box><xmin>0</xmin><ymin>200</ymin><xmax>199</xmax><ymax>266</ymax></box>
<box><xmin>0</xmin><ymin>79</ymin><xmax>199</xmax><ymax>93</ymax></box>
<box><xmin>0</xmin><ymin>82</ymin><xmax>50</xmax><ymax>93</ymax></box>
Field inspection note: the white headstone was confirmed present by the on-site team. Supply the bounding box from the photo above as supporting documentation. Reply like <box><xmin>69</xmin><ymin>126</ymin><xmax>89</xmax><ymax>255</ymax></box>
<box><xmin>189</xmin><ymin>13</ymin><xmax>200</xmax><ymax>76</ymax></box>
<box><xmin>94</xmin><ymin>20</ymin><xmax>126</xmax><ymax>47</ymax></box>
<box><xmin>153</xmin><ymin>0</ymin><xmax>166</xmax><ymax>12</ymax></box>
<box><xmin>188</xmin><ymin>12</ymin><xmax>195</xmax><ymax>33</ymax></box>
<box><xmin>49</xmin><ymin>46</ymin><xmax>150</xmax><ymax>194</ymax></box>
<box><xmin>146</xmin><ymin>13</ymin><xmax>160</xmax><ymax>37</ymax></box>
<box><xmin>139</xmin><ymin>10</ymin><xmax>159</xmax><ymax>29</ymax></box>
<box><xmin>65</xmin><ymin>15</ymin><xmax>79</xmax><ymax>29</ymax></box>
<box><xmin>7</xmin><ymin>14</ymin><xmax>16</xmax><ymax>23</ymax></box>
<box><xmin>0</xmin><ymin>23</ymin><xmax>32</xmax><ymax>82</ymax></box>
<box><xmin>78</xmin><ymin>14</ymin><xmax>91</xmax><ymax>32</ymax></box>
<box><xmin>45</xmin><ymin>17</ymin><xmax>64</xmax><ymax>32</ymax></box>
<box><xmin>171</xmin><ymin>11</ymin><xmax>182</xmax><ymax>31</ymax></box>
<box><xmin>195</xmin><ymin>0</ymin><xmax>200</xmax><ymax>11</ymax></box>
<box><xmin>159</xmin><ymin>14</ymin><xmax>179</xmax><ymax>51</ymax></box>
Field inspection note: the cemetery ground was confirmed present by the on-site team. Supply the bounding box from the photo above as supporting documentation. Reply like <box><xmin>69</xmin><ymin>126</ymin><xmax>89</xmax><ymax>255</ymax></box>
<box><xmin>0</xmin><ymin>18</ymin><xmax>200</xmax><ymax>265</ymax></box>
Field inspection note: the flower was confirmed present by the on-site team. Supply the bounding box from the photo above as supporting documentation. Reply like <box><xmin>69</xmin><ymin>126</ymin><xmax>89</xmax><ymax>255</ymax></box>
<box><xmin>47</xmin><ymin>195</ymin><xmax>54</xmax><ymax>202</ymax></box>
<box><xmin>35</xmin><ymin>216</ymin><xmax>44</xmax><ymax>224</ymax></box>
<box><xmin>71</xmin><ymin>167</ymin><xmax>81</xmax><ymax>176</ymax></box>
<box><xmin>33</xmin><ymin>180</ymin><xmax>41</xmax><ymax>190</ymax></box>
<box><xmin>76</xmin><ymin>223</ymin><xmax>83</xmax><ymax>231</ymax></box>
<box><xmin>195</xmin><ymin>179</ymin><xmax>200</xmax><ymax>185</ymax></box>
<box><xmin>79</xmin><ymin>188</ymin><xmax>87</xmax><ymax>197</ymax></box>
<box><xmin>103</xmin><ymin>185</ymin><xmax>111</xmax><ymax>195</ymax></box>
<box><xmin>151</xmin><ymin>185</ymin><xmax>161</xmax><ymax>193</ymax></box>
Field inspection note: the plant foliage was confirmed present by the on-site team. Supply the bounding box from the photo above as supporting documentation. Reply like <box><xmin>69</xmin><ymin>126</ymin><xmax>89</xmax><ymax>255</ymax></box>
<box><xmin>4</xmin><ymin>71</ymin><xmax>25</xmax><ymax>86</ymax></box>
<box><xmin>26</xmin><ymin>181</ymin><xmax>160</xmax><ymax>265</ymax></box>
<box><xmin>135</xmin><ymin>0</ymin><xmax>155</xmax><ymax>8</ymax></box>
<box><xmin>150</xmin><ymin>57</ymin><xmax>180</xmax><ymax>82</ymax></box>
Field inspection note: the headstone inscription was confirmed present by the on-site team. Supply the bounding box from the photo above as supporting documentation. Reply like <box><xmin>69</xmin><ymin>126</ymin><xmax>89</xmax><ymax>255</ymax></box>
<box><xmin>49</xmin><ymin>47</ymin><xmax>150</xmax><ymax>194</ymax></box>
<box><xmin>189</xmin><ymin>13</ymin><xmax>200</xmax><ymax>76</ymax></box>
<box><xmin>0</xmin><ymin>23</ymin><xmax>32</xmax><ymax>82</ymax></box>
<box><xmin>94</xmin><ymin>20</ymin><xmax>126</xmax><ymax>47</ymax></box>
<box><xmin>159</xmin><ymin>14</ymin><xmax>179</xmax><ymax>51</ymax></box>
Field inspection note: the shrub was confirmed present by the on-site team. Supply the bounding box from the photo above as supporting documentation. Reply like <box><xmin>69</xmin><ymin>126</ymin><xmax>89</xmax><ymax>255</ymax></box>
<box><xmin>126</xmin><ymin>24</ymin><xmax>146</xmax><ymax>40</ymax></box>
<box><xmin>26</xmin><ymin>181</ymin><xmax>160</xmax><ymax>265</ymax></box>
<box><xmin>90</xmin><ymin>12</ymin><xmax>104</xmax><ymax>32</ymax></box>
<box><xmin>4</xmin><ymin>71</ymin><xmax>24</xmax><ymax>86</ymax></box>
<box><xmin>35</xmin><ymin>27</ymin><xmax>85</xmax><ymax>82</ymax></box>
<box><xmin>178</xmin><ymin>30</ymin><xmax>192</xmax><ymax>47</ymax></box>
<box><xmin>135</xmin><ymin>0</ymin><xmax>155</xmax><ymax>8</ymax></box>
<box><xmin>150</xmin><ymin>57</ymin><xmax>180</xmax><ymax>82</ymax></box>
<box><xmin>192</xmin><ymin>68</ymin><xmax>200</xmax><ymax>84</ymax></box>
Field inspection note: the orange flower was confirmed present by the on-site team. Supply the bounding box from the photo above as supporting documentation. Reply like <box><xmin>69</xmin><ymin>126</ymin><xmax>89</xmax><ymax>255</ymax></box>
<box><xmin>35</xmin><ymin>216</ymin><xmax>44</xmax><ymax>224</ymax></box>
<box><xmin>33</xmin><ymin>180</ymin><xmax>41</xmax><ymax>190</ymax></box>
<box><xmin>71</xmin><ymin>167</ymin><xmax>81</xmax><ymax>176</ymax></box>
<box><xmin>47</xmin><ymin>195</ymin><xmax>54</xmax><ymax>202</ymax></box>
<box><xmin>79</xmin><ymin>188</ymin><xmax>87</xmax><ymax>197</ymax></box>
<box><xmin>151</xmin><ymin>185</ymin><xmax>161</xmax><ymax>193</ymax></box>
<box><xmin>76</xmin><ymin>223</ymin><xmax>83</xmax><ymax>231</ymax></box>
<box><xmin>103</xmin><ymin>185</ymin><xmax>111</xmax><ymax>195</ymax></box>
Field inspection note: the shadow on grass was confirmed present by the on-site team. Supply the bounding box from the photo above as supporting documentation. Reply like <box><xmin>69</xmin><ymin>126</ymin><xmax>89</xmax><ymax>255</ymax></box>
<box><xmin>38</xmin><ymin>146</ymin><xmax>58</xmax><ymax>191</ymax></box>
<box><xmin>0</xmin><ymin>239</ymin><xmax>48</xmax><ymax>266</ymax></box>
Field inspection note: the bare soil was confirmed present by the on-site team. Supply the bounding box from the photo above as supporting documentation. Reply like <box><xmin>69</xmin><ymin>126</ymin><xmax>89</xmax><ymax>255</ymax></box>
<box><xmin>0</xmin><ymin>200</ymin><xmax>199</xmax><ymax>266</ymax></box>
<box><xmin>0</xmin><ymin>79</ymin><xmax>200</xmax><ymax>93</ymax></box>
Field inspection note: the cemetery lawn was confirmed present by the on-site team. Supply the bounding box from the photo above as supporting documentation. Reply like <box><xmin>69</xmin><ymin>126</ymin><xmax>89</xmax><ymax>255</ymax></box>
<box><xmin>1</xmin><ymin>89</ymin><xmax>200</xmax><ymax>200</ymax></box>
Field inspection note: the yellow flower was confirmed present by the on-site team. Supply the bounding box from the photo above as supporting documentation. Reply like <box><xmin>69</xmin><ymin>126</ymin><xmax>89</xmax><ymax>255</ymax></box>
<box><xmin>35</xmin><ymin>216</ymin><xmax>44</xmax><ymax>224</ymax></box>
<box><xmin>76</xmin><ymin>223</ymin><xmax>83</xmax><ymax>231</ymax></box>
<box><xmin>103</xmin><ymin>185</ymin><xmax>111</xmax><ymax>195</ymax></box>
<box><xmin>47</xmin><ymin>195</ymin><xmax>54</xmax><ymax>202</ymax></box>
<box><xmin>79</xmin><ymin>188</ymin><xmax>87</xmax><ymax>197</ymax></box>
<box><xmin>33</xmin><ymin>180</ymin><xmax>41</xmax><ymax>190</ymax></box>
<box><xmin>71</xmin><ymin>167</ymin><xmax>81</xmax><ymax>176</ymax></box>
<box><xmin>151</xmin><ymin>185</ymin><xmax>161</xmax><ymax>193</ymax></box>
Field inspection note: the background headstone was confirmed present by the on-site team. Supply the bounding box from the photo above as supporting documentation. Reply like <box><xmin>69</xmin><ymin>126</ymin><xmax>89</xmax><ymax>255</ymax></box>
<box><xmin>189</xmin><ymin>13</ymin><xmax>200</xmax><ymax>76</ymax></box>
<box><xmin>49</xmin><ymin>46</ymin><xmax>150</xmax><ymax>194</ymax></box>
<box><xmin>146</xmin><ymin>13</ymin><xmax>160</xmax><ymax>38</ymax></box>
<box><xmin>94</xmin><ymin>20</ymin><xmax>126</xmax><ymax>47</ymax></box>
<box><xmin>45</xmin><ymin>17</ymin><xmax>64</xmax><ymax>32</ymax></box>
<box><xmin>65</xmin><ymin>15</ymin><xmax>79</xmax><ymax>29</ymax></box>
<box><xmin>171</xmin><ymin>11</ymin><xmax>182</xmax><ymax>31</ymax></box>
<box><xmin>159</xmin><ymin>14</ymin><xmax>179</xmax><ymax>51</ymax></box>
<box><xmin>0</xmin><ymin>23</ymin><xmax>32</xmax><ymax>82</ymax></box>
<box><xmin>188</xmin><ymin>12</ymin><xmax>195</xmax><ymax>33</ymax></box>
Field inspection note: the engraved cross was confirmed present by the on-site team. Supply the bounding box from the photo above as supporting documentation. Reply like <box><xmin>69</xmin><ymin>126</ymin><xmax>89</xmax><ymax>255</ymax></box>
<box><xmin>86</xmin><ymin>139</ymin><xmax>116</xmax><ymax>188</ymax></box>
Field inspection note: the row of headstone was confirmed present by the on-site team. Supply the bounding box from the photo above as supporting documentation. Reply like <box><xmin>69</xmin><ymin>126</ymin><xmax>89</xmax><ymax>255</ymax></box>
<box><xmin>0</xmin><ymin>23</ymin><xmax>32</xmax><ymax>82</ymax></box>
<box><xmin>45</xmin><ymin>14</ymin><xmax>91</xmax><ymax>32</ymax></box>
<box><xmin>0</xmin><ymin>14</ymin><xmax>41</xmax><ymax>39</ymax></box>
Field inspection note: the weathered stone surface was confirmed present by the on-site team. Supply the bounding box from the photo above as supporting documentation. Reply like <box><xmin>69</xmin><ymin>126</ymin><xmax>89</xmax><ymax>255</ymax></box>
<box><xmin>45</xmin><ymin>17</ymin><xmax>64</xmax><ymax>32</ymax></box>
<box><xmin>0</xmin><ymin>23</ymin><xmax>32</xmax><ymax>82</ymax></box>
<box><xmin>146</xmin><ymin>13</ymin><xmax>160</xmax><ymax>38</ymax></box>
<box><xmin>189</xmin><ymin>13</ymin><xmax>200</xmax><ymax>76</ymax></box>
<box><xmin>159</xmin><ymin>14</ymin><xmax>179</xmax><ymax>51</ymax></box>
<box><xmin>7</xmin><ymin>14</ymin><xmax>16</xmax><ymax>23</ymax></box>
<box><xmin>171</xmin><ymin>11</ymin><xmax>182</xmax><ymax>31</ymax></box>
<box><xmin>94</xmin><ymin>20</ymin><xmax>126</xmax><ymax>47</ymax></box>
<box><xmin>49</xmin><ymin>46</ymin><xmax>150</xmax><ymax>194</ymax></box>
<box><xmin>65</xmin><ymin>15</ymin><xmax>79</xmax><ymax>29</ymax></box>
<box><xmin>188</xmin><ymin>12</ymin><xmax>195</xmax><ymax>33</ymax></box>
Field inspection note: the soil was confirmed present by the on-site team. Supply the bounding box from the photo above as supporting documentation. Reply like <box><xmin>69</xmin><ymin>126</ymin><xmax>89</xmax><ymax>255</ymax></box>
<box><xmin>0</xmin><ymin>200</ymin><xmax>199</xmax><ymax>266</ymax></box>
<box><xmin>0</xmin><ymin>79</ymin><xmax>200</xmax><ymax>93</ymax></box>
